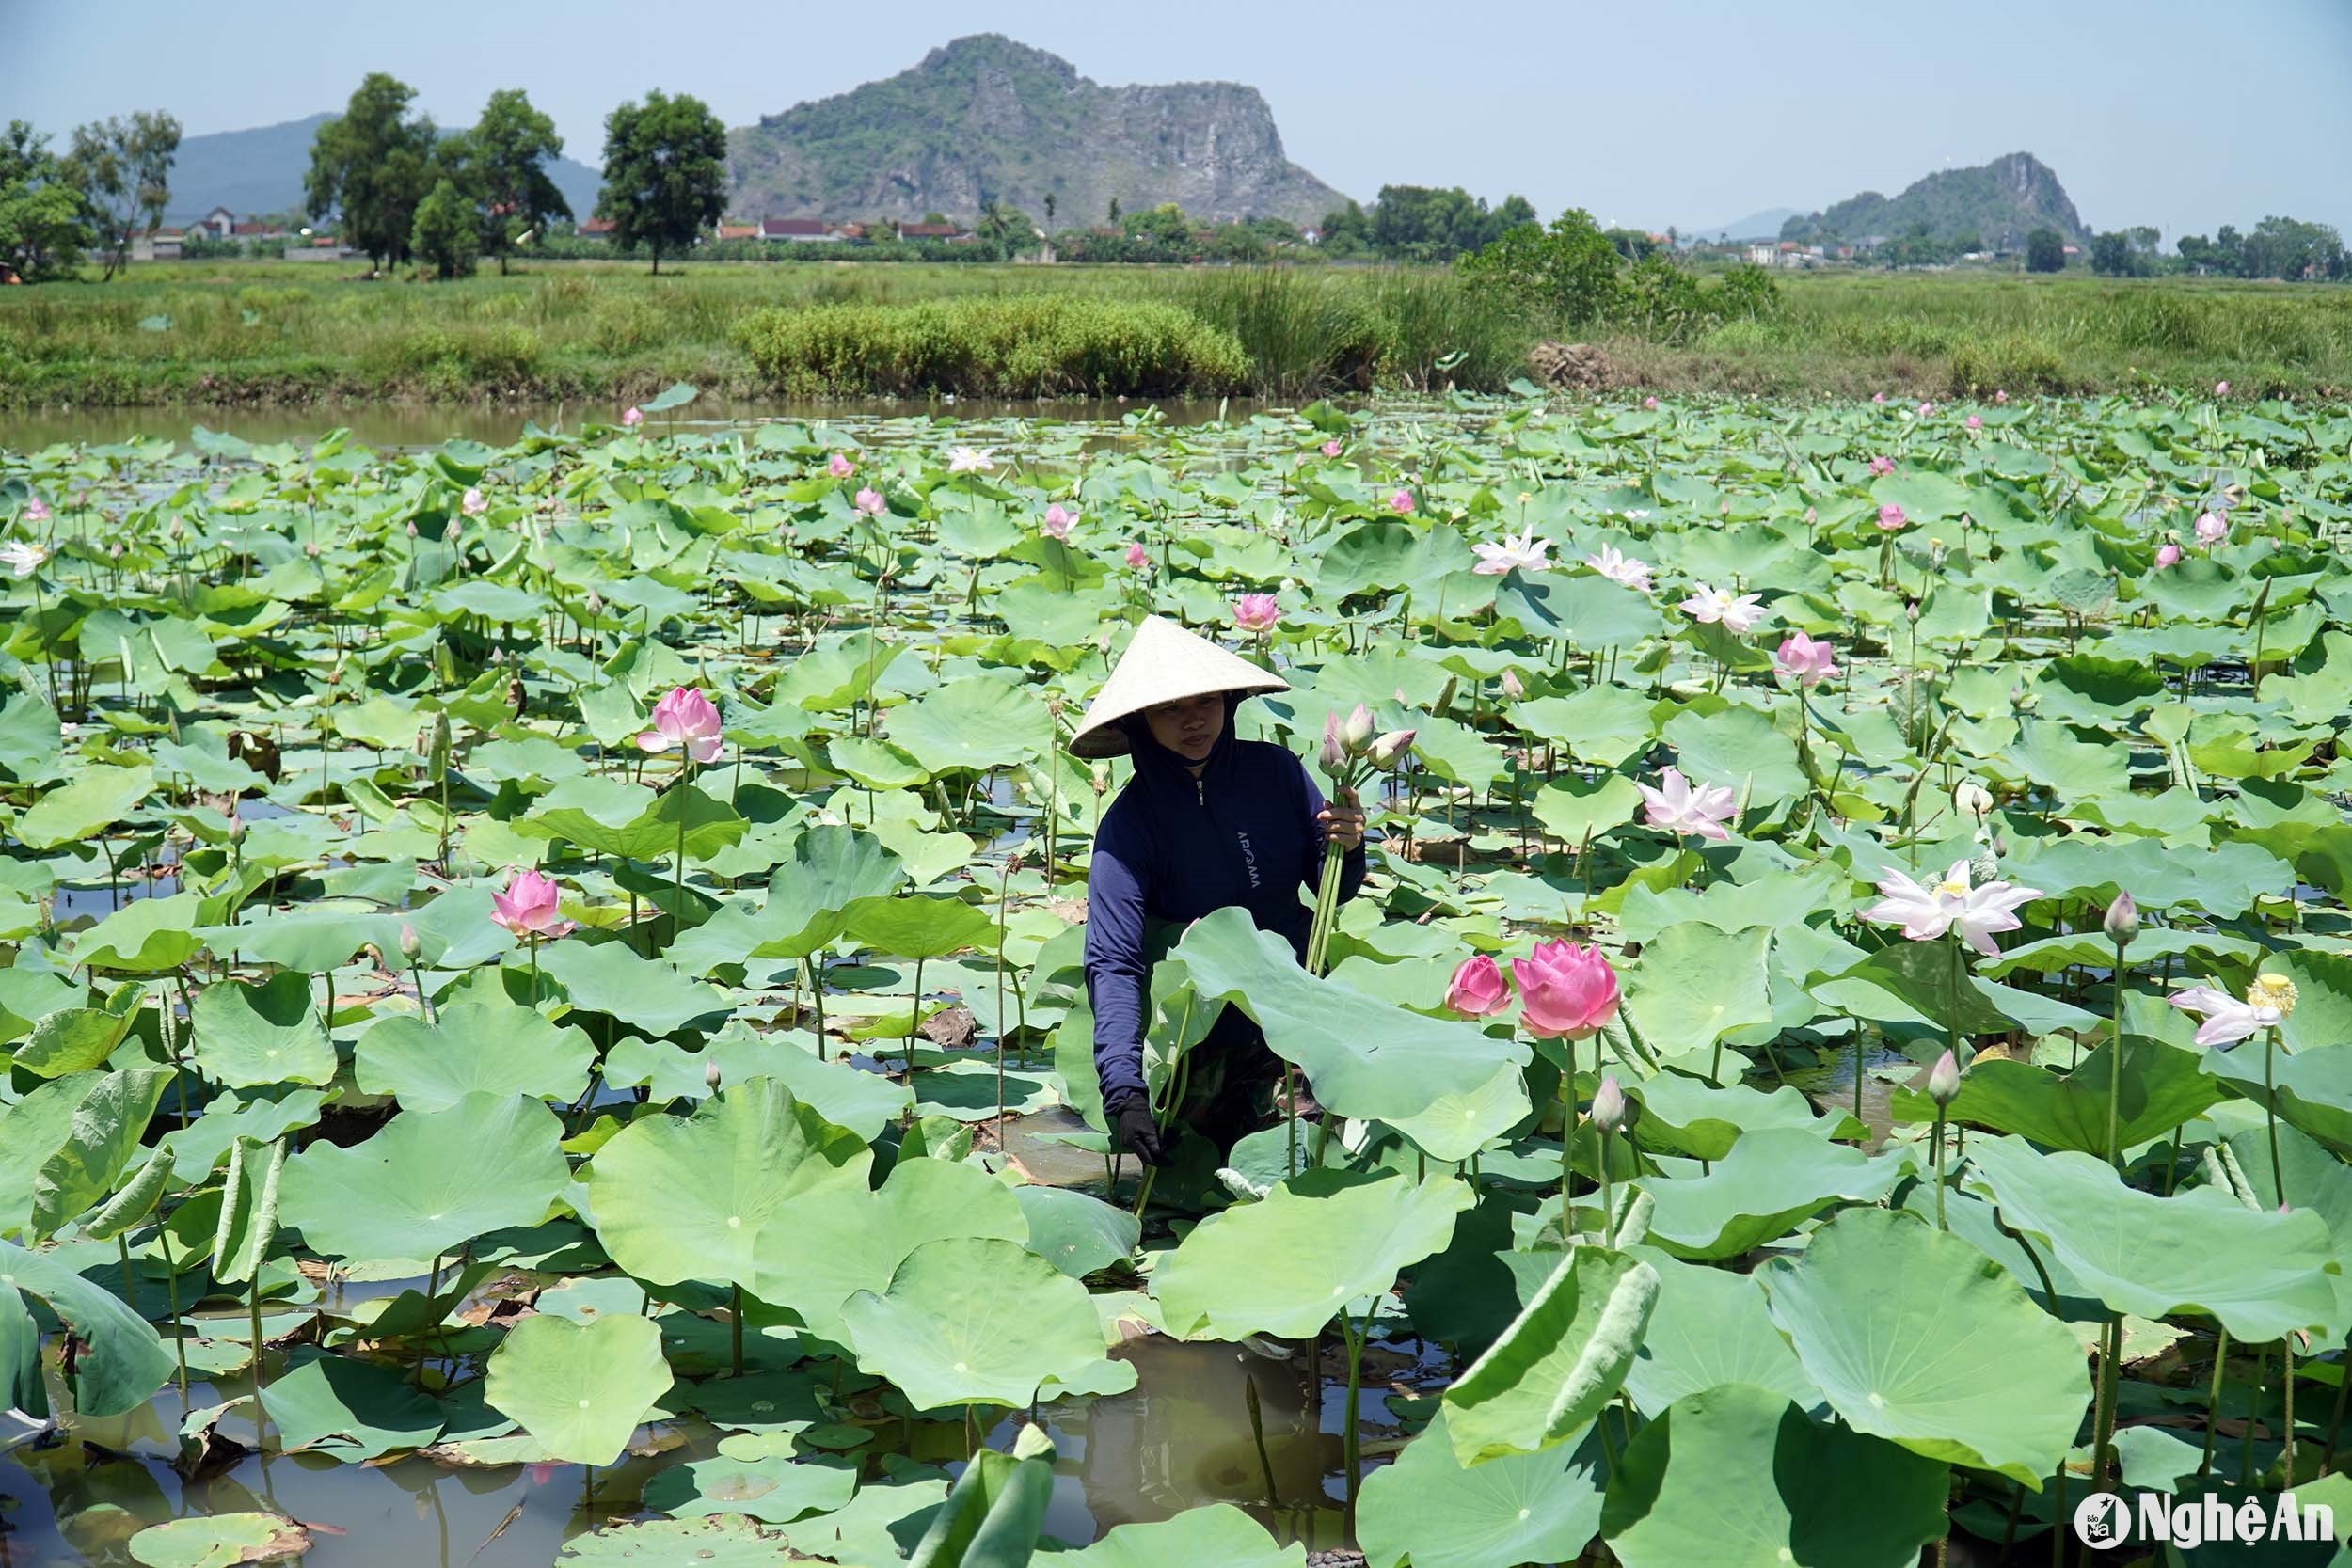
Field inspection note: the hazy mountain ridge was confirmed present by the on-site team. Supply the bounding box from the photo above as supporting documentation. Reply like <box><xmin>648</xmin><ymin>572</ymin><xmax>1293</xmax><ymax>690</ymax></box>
<box><xmin>161</xmin><ymin>114</ymin><xmax>602</xmax><ymax>227</ymax></box>
<box><xmin>726</xmin><ymin>35</ymin><xmax>1346</xmax><ymax>226</ymax></box>
<box><xmin>1779</xmin><ymin>152</ymin><xmax>2087</xmax><ymax>248</ymax></box>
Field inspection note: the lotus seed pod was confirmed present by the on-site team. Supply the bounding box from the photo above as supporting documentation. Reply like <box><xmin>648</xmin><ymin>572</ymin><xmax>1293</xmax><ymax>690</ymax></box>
<box><xmin>2248</xmin><ymin>973</ymin><xmax>2298</xmax><ymax>1018</ymax></box>
<box><xmin>1090</xmin><ymin>762</ymin><xmax>1111</xmax><ymax>797</ymax></box>
<box><xmin>1968</xmin><ymin>846</ymin><xmax>2000</xmax><ymax>887</ymax></box>
<box><xmin>2103</xmin><ymin>891</ymin><xmax>2139</xmax><ymax>948</ymax></box>
<box><xmin>1928</xmin><ymin>1049</ymin><xmax>1962</xmax><ymax>1107</ymax></box>
<box><xmin>1590</xmin><ymin>1074</ymin><xmax>1627</xmax><ymax>1135</ymax></box>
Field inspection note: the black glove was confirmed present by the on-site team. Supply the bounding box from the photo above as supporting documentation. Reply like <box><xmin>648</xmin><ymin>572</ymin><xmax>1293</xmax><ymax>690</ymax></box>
<box><xmin>1113</xmin><ymin>1100</ymin><xmax>1175</xmax><ymax>1167</ymax></box>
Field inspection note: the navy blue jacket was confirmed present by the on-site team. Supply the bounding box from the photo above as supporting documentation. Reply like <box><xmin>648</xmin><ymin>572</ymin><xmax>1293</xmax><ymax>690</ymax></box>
<box><xmin>1083</xmin><ymin>696</ymin><xmax>1367</xmax><ymax>1111</ymax></box>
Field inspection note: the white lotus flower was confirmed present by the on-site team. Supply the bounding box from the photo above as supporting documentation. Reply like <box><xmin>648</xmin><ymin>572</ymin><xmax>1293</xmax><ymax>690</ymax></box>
<box><xmin>1677</xmin><ymin>583</ymin><xmax>1763</xmax><ymax>633</ymax></box>
<box><xmin>0</xmin><ymin>541</ymin><xmax>49</xmax><ymax>578</ymax></box>
<box><xmin>1471</xmin><ymin>526</ymin><xmax>1554</xmax><ymax>577</ymax></box>
<box><xmin>1584</xmin><ymin>545</ymin><xmax>1653</xmax><ymax>593</ymax></box>
<box><xmin>1637</xmin><ymin>766</ymin><xmax>1737</xmax><ymax>842</ymax></box>
<box><xmin>946</xmin><ymin>447</ymin><xmax>995</xmax><ymax>473</ymax></box>
<box><xmin>1862</xmin><ymin>859</ymin><xmax>2042</xmax><ymax>957</ymax></box>
<box><xmin>2168</xmin><ymin>986</ymin><xmax>2276</xmax><ymax>1049</ymax></box>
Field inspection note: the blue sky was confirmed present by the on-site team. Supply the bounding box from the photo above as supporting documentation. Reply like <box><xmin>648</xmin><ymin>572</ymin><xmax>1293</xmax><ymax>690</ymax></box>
<box><xmin>5</xmin><ymin>0</ymin><xmax>2347</xmax><ymax>240</ymax></box>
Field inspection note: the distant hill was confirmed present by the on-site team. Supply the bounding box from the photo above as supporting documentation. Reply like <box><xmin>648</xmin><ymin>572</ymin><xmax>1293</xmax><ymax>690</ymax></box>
<box><xmin>728</xmin><ymin>34</ymin><xmax>1347</xmax><ymax>227</ymax></box>
<box><xmin>1686</xmin><ymin>207</ymin><xmax>1800</xmax><ymax>243</ymax></box>
<box><xmin>162</xmin><ymin>113</ymin><xmax>601</xmax><ymax>226</ymax></box>
<box><xmin>1779</xmin><ymin>152</ymin><xmax>2086</xmax><ymax>249</ymax></box>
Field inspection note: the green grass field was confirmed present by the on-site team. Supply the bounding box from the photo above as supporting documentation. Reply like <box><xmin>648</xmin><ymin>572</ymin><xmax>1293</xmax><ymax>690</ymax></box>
<box><xmin>4</xmin><ymin>257</ymin><xmax>2350</xmax><ymax>408</ymax></box>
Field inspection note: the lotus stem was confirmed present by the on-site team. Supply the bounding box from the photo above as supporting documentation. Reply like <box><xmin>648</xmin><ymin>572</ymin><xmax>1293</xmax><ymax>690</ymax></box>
<box><xmin>117</xmin><ymin>1233</ymin><xmax>137</xmax><ymax>1312</ymax></box>
<box><xmin>1245</xmin><ymin>1374</ymin><xmax>1279</xmax><ymax>1509</ymax></box>
<box><xmin>2265</xmin><ymin>1025</ymin><xmax>2286</xmax><ymax>1210</ymax></box>
<box><xmin>2285</xmin><ymin>1336</ymin><xmax>2298</xmax><ymax>1482</ymax></box>
<box><xmin>1339</xmin><ymin>1309</ymin><xmax>1364</xmax><ymax>1523</ymax></box>
<box><xmin>2200</xmin><ymin>1328</ymin><xmax>2231</xmax><ymax>1480</ymax></box>
<box><xmin>157</xmin><ymin>1220</ymin><xmax>188</xmax><ymax>1400</ymax></box>
<box><xmin>730</xmin><ymin>1282</ymin><xmax>744</xmax><ymax>1379</ymax></box>
<box><xmin>2105</xmin><ymin>946</ymin><xmax>2125</xmax><ymax>1170</ymax></box>
<box><xmin>1597</xmin><ymin>1129</ymin><xmax>1614</xmax><ymax>1248</ymax></box>
<box><xmin>672</xmin><ymin>812</ymin><xmax>687</xmax><ymax>949</ymax></box>
<box><xmin>904</xmin><ymin>954</ymin><xmax>926</xmax><ymax>1126</ymax></box>
<box><xmin>2324</xmin><ymin>1336</ymin><xmax>2352</xmax><ymax>1473</ymax></box>
<box><xmin>2242</xmin><ymin>1342</ymin><xmax>2268</xmax><ymax>1486</ymax></box>
<box><xmin>2091</xmin><ymin>1315</ymin><xmax>2122</xmax><ymax>1495</ymax></box>
<box><xmin>1931</xmin><ymin>1106</ymin><xmax>1947</xmax><ymax>1231</ymax></box>
<box><xmin>805</xmin><ymin>956</ymin><xmax>827</xmax><ymax>1061</ymax></box>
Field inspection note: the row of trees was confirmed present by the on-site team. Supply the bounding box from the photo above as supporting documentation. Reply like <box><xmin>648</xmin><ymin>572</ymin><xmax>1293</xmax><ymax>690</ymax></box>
<box><xmin>1317</xmin><ymin>185</ymin><xmax>1538</xmax><ymax>261</ymax></box>
<box><xmin>0</xmin><ymin>113</ymin><xmax>181</xmax><ymax>282</ymax></box>
<box><xmin>1456</xmin><ymin>206</ymin><xmax>1776</xmax><ymax>340</ymax></box>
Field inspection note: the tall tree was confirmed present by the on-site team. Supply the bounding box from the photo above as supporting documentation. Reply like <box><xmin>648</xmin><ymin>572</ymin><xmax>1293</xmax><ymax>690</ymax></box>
<box><xmin>0</xmin><ymin>121</ymin><xmax>95</xmax><ymax>281</ymax></box>
<box><xmin>410</xmin><ymin>179</ymin><xmax>481</xmax><ymax>280</ymax></box>
<box><xmin>596</xmin><ymin>89</ymin><xmax>726</xmax><ymax>275</ymax></box>
<box><xmin>470</xmin><ymin>88</ymin><xmax>570</xmax><ymax>276</ymax></box>
<box><xmin>306</xmin><ymin>74</ymin><xmax>438</xmax><ymax>270</ymax></box>
<box><xmin>65</xmin><ymin>112</ymin><xmax>180</xmax><ymax>281</ymax></box>
<box><xmin>2025</xmin><ymin>227</ymin><xmax>2065</xmax><ymax>274</ymax></box>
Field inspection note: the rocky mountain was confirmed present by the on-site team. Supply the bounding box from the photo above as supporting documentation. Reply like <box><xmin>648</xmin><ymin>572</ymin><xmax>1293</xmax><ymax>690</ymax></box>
<box><xmin>161</xmin><ymin>113</ymin><xmax>602</xmax><ymax>227</ymax></box>
<box><xmin>727</xmin><ymin>35</ymin><xmax>1347</xmax><ymax>228</ymax></box>
<box><xmin>1779</xmin><ymin>152</ymin><xmax>2087</xmax><ymax>249</ymax></box>
<box><xmin>1686</xmin><ymin>207</ymin><xmax>1801</xmax><ymax>244</ymax></box>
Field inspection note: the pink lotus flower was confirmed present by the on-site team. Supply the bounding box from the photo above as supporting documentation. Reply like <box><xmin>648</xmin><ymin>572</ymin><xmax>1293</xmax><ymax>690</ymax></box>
<box><xmin>1041</xmin><ymin>503</ymin><xmax>1076</xmax><ymax>540</ymax></box>
<box><xmin>2216</xmin><ymin>381</ymin><xmax>2231</xmax><ymax>396</ymax></box>
<box><xmin>1643</xmin><ymin>396</ymin><xmax>1660</xmax><ymax>411</ymax></box>
<box><xmin>1677</xmin><ymin>583</ymin><xmax>1763</xmax><ymax>633</ymax></box>
<box><xmin>621</xmin><ymin>407</ymin><xmax>643</xmax><ymax>428</ymax></box>
<box><xmin>1125</xmin><ymin>541</ymin><xmax>1150</xmax><ymax>570</ymax></box>
<box><xmin>2193</xmin><ymin>511</ymin><xmax>2226</xmax><ymax>546</ymax></box>
<box><xmin>1584</xmin><ymin>545</ymin><xmax>1652</xmax><ymax>594</ymax></box>
<box><xmin>1232</xmin><ymin>594</ymin><xmax>1280</xmax><ymax>633</ymax></box>
<box><xmin>491</xmin><ymin>869</ymin><xmax>575</xmax><ymax>939</ymax></box>
<box><xmin>1511</xmin><ymin>940</ymin><xmax>1620</xmax><ymax>1041</ymax></box>
<box><xmin>1389</xmin><ymin>489</ymin><xmax>1417</xmax><ymax>515</ymax></box>
<box><xmin>1321</xmin><ymin>439</ymin><xmax>1343</xmax><ymax>458</ymax></box>
<box><xmin>1964</xmin><ymin>415</ymin><xmax>1982</xmax><ymax>430</ymax></box>
<box><xmin>637</xmin><ymin>686</ymin><xmax>723</xmax><ymax>765</ymax></box>
<box><xmin>461</xmin><ymin>487</ymin><xmax>487</xmax><ymax>516</ymax></box>
<box><xmin>829</xmin><ymin>451</ymin><xmax>854</xmax><ymax>478</ymax></box>
<box><xmin>1638</xmin><ymin>766</ymin><xmax>1737</xmax><ymax>842</ymax></box>
<box><xmin>1862</xmin><ymin>859</ymin><xmax>2042</xmax><ymax>957</ymax></box>
<box><xmin>2168</xmin><ymin>985</ymin><xmax>2278</xmax><ymax>1049</ymax></box>
<box><xmin>1471</xmin><ymin>526</ymin><xmax>1554</xmax><ymax>577</ymax></box>
<box><xmin>1873</xmin><ymin>392</ymin><xmax>1887</xmax><ymax>404</ymax></box>
<box><xmin>24</xmin><ymin>497</ymin><xmax>49</xmax><ymax>523</ymax></box>
<box><xmin>1774</xmin><ymin>631</ymin><xmax>1840</xmax><ymax>686</ymax></box>
<box><xmin>1446</xmin><ymin>954</ymin><xmax>1510</xmax><ymax>1018</ymax></box>
<box><xmin>1877</xmin><ymin>503</ymin><xmax>1908</xmax><ymax>531</ymax></box>
<box><xmin>1994</xmin><ymin>389</ymin><xmax>2008</xmax><ymax>404</ymax></box>
<box><xmin>2155</xmin><ymin>542</ymin><xmax>2182</xmax><ymax>567</ymax></box>
<box><xmin>853</xmin><ymin>487</ymin><xmax>886</xmax><ymax>519</ymax></box>
<box><xmin>1868</xmin><ymin>455</ymin><xmax>1895</xmax><ymax>476</ymax></box>
<box><xmin>947</xmin><ymin>446</ymin><xmax>995</xmax><ymax>473</ymax></box>
<box><xmin>1918</xmin><ymin>402</ymin><xmax>1935</xmax><ymax>417</ymax></box>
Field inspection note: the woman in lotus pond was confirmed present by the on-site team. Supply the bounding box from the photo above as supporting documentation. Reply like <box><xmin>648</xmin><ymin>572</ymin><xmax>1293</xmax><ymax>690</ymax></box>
<box><xmin>1072</xmin><ymin>615</ymin><xmax>1367</xmax><ymax>1168</ymax></box>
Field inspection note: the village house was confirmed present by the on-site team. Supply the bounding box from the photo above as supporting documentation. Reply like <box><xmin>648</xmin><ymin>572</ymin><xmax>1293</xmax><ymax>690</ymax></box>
<box><xmin>130</xmin><ymin>227</ymin><xmax>185</xmax><ymax>261</ymax></box>
<box><xmin>760</xmin><ymin>218</ymin><xmax>837</xmax><ymax>244</ymax></box>
<box><xmin>188</xmin><ymin>205</ymin><xmax>236</xmax><ymax>240</ymax></box>
<box><xmin>895</xmin><ymin>220</ymin><xmax>969</xmax><ymax>242</ymax></box>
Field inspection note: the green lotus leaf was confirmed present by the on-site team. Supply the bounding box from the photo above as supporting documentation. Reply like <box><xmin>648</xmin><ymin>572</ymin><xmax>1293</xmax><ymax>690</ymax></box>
<box><xmin>2002</xmin><ymin>834</ymin><xmax>2292</xmax><ymax>920</ymax></box>
<box><xmin>211</xmin><ymin>1134</ymin><xmax>287</xmax><ymax>1286</ymax></box>
<box><xmin>1638</xmin><ymin>1129</ymin><xmax>1911</xmax><ymax>1260</ymax></box>
<box><xmin>278</xmin><ymin>1092</ymin><xmax>571</xmax><ymax>1263</ymax></box>
<box><xmin>197</xmin><ymin>908</ymin><xmax>408</xmax><ymax>976</ymax></box>
<box><xmin>10</xmin><ymin>995</ymin><xmax>138</xmax><ymax>1078</ymax></box>
<box><xmin>190</xmin><ymin>972</ymin><xmax>337</xmax><ymax>1089</ymax></box>
<box><xmin>1886</xmin><ymin>1037</ymin><xmax>2219</xmax><ymax>1153</ymax></box>
<box><xmin>645</xmin><ymin>1451</ymin><xmax>861</xmax><ymax>1524</ymax></box>
<box><xmin>25</xmin><ymin>1067</ymin><xmax>170</xmax><ymax>1242</ymax></box>
<box><xmin>355</xmin><ymin>999</ymin><xmax>596</xmax><ymax>1112</ymax></box>
<box><xmin>0</xmin><ymin>1237</ymin><xmax>174</xmax><ymax>1417</ymax></box>
<box><xmin>1062</xmin><ymin>1506</ymin><xmax>1304</xmax><ymax>1568</ymax></box>
<box><xmin>751</xmin><ymin>1152</ymin><xmax>1027</xmax><ymax>1341</ymax></box>
<box><xmin>259</xmin><ymin>1351</ymin><xmax>445</xmax><ymax>1460</ymax></box>
<box><xmin>1661</xmin><ymin>706</ymin><xmax>1804</xmax><ymax>807</ymax></box>
<box><xmin>67</xmin><ymin>890</ymin><xmax>209</xmax><ymax>973</ymax></box>
<box><xmin>128</xmin><ymin>1512</ymin><xmax>311</xmax><ymax>1568</ymax></box>
<box><xmin>483</xmin><ymin>1312</ymin><xmax>674</xmax><ymax>1467</ymax></box>
<box><xmin>888</xmin><ymin>679</ymin><xmax>1044</xmax><ymax>775</ymax></box>
<box><xmin>1980</xmin><ymin>925</ymin><xmax>2261</xmax><ymax>977</ymax></box>
<box><xmin>1170</xmin><ymin>909</ymin><xmax>1527</xmax><ymax>1139</ymax></box>
<box><xmin>1629</xmin><ymin>1072</ymin><xmax>1862</xmax><ymax>1159</ymax></box>
<box><xmin>1378</xmin><ymin>1058</ymin><xmax>1535</xmax><ymax>1164</ymax></box>
<box><xmin>17</xmin><ymin>761</ymin><xmax>153</xmax><ymax>849</ymax></box>
<box><xmin>1440</xmin><ymin>1245</ymin><xmax>1658</xmax><ymax>1465</ymax></box>
<box><xmin>842</xmin><ymin>1236</ymin><xmax>1112</xmax><ymax>1412</ymax></box>
<box><xmin>2201</xmin><ymin>1042</ymin><xmax>2352</xmax><ymax>1157</ymax></box>
<box><xmin>1360</xmin><ymin>1411</ymin><xmax>1603</xmax><ymax>1568</ymax></box>
<box><xmin>158</xmin><ymin>1089</ymin><xmax>327</xmax><ymax>1182</ymax></box>
<box><xmin>842</xmin><ymin>893</ymin><xmax>996</xmax><ymax>959</ymax></box>
<box><xmin>1496</xmin><ymin>573</ymin><xmax>1666</xmax><ymax>647</ymax></box>
<box><xmin>903</xmin><ymin>1439</ymin><xmax>1055</xmax><ymax>1568</ymax></box>
<box><xmin>1013</xmin><ymin>1185</ymin><xmax>1140</xmax><ymax>1279</ymax></box>
<box><xmin>1757</xmin><ymin>1207</ymin><xmax>2088</xmax><ymax>1486</ymax></box>
<box><xmin>537</xmin><ymin>938</ymin><xmax>730</xmax><ymax>1035</ymax></box>
<box><xmin>1152</xmin><ymin>1170</ymin><xmax>1471</xmax><ymax>1340</ymax></box>
<box><xmin>1622</xmin><ymin>925</ymin><xmax>1774</xmax><ymax>1075</ymax></box>
<box><xmin>556</xmin><ymin>1516</ymin><xmax>807</xmax><ymax>1565</ymax></box>
<box><xmin>1963</xmin><ymin>1133</ymin><xmax>2343</xmax><ymax>1340</ymax></box>
<box><xmin>585</xmin><ymin>1079</ymin><xmax>871</xmax><ymax>1291</ymax></box>
<box><xmin>605</xmin><ymin>1028</ymin><xmax>912</xmax><ymax>1140</ymax></box>
<box><xmin>1620</xmin><ymin>1247</ymin><xmax>1820</xmax><ymax>1418</ymax></box>
<box><xmin>520</xmin><ymin>777</ymin><xmax>746</xmax><ymax>863</ymax></box>
<box><xmin>1599</xmin><ymin>1385</ymin><xmax>1949</xmax><ymax>1568</ymax></box>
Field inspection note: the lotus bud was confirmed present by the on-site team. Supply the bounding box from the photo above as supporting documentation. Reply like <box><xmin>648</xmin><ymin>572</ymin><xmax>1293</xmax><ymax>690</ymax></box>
<box><xmin>2248</xmin><ymin>973</ymin><xmax>2298</xmax><ymax>1019</ymax></box>
<box><xmin>226</xmin><ymin>810</ymin><xmax>246</xmax><ymax>842</ymax></box>
<box><xmin>399</xmin><ymin>923</ymin><xmax>421</xmax><ymax>962</ymax></box>
<box><xmin>428</xmin><ymin>713</ymin><xmax>453</xmax><ymax>783</ymax></box>
<box><xmin>584</xmin><ymin>591</ymin><xmax>603</xmax><ymax>616</ymax></box>
<box><xmin>1905</xmin><ymin>598</ymin><xmax>1920</xmax><ymax>624</ymax></box>
<box><xmin>705</xmin><ymin>1060</ymin><xmax>723</xmax><ymax>1094</ymax></box>
<box><xmin>406</xmin><ymin>520</ymin><xmax>419</xmax><ymax>537</ymax></box>
<box><xmin>1501</xmin><ymin>670</ymin><xmax>1525</xmax><ymax>701</ymax></box>
<box><xmin>1318</xmin><ymin>712</ymin><xmax>1348</xmax><ymax>773</ymax></box>
<box><xmin>1435</xmin><ymin>675</ymin><xmax>1458</xmax><ymax>715</ymax></box>
<box><xmin>2103</xmin><ymin>891</ymin><xmax>2139</xmax><ymax>949</ymax></box>
<box><xmin>1928</xmin><ymin>1049</ymin><xmax>1962</xmax><ymax>1107</ymax></box>
<box><xmin>304</xmin><ymin>541</ymin><xmax>321</xmax><ymax>558</ymax></box>
<box><xmin>1090</xmin><ymin>761</ymin><xmax>1111</xmax><ymax>798</ymax></box>
<box><xmin>1590</xmin><ymin>1074</ymin><xmax>1627</xmax><ymax>1136</ymax></box>
<box><xmin>1341</xmin><ymin>704</ymin><xmax>1375</xmax><ymax>753</ymax></box>
<box><xmin>1952</xmin><ymin>781</ymin><xmax>1993</xmax><ymax>822</ymax></box>
<box><xmin>1368</xmin><ymin>729</ymin><xmax>1417</xmax><ymax>770</ymax></box>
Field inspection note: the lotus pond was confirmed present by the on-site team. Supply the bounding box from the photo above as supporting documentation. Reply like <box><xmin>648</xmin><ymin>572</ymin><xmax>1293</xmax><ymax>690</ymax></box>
<box><xmin>6</xmin><ymin>384</ymin><xmax>2352</xmax><ymax>1568</ymax></box>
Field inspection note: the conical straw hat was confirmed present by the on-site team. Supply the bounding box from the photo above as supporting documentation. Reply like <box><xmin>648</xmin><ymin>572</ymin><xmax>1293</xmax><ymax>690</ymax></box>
<box><xmin>1068</xmin><ymin>615</ymin><xmax>1289</xmax><ymax>758</ymax></box>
